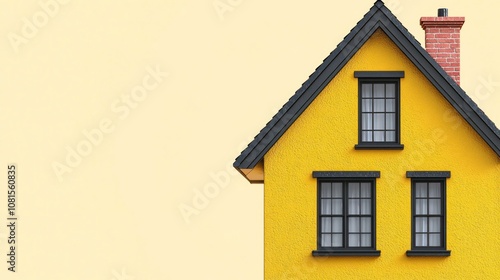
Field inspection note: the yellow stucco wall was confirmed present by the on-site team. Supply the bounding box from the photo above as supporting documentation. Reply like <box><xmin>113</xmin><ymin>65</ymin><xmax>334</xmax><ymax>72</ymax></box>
<box><xmin>264</xmin><ymin>29</ymin><xmax>500</xmax><ymax>279</ymax></box>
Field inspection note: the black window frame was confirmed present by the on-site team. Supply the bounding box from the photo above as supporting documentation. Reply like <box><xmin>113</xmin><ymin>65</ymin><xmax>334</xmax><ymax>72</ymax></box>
<box><xmin>354</xmin><ymin>71</ymin><xmax>404</xmax><ymax>150</ymax></box>
<box><xmin>312</xmin><ymin>171</ymin><xmax>381</xmax><ymax>256</ymax></box>
<box><xmin>406</xmin><ymin>171</ymin><xmax>451</xmax><ymax>257</ymax></box>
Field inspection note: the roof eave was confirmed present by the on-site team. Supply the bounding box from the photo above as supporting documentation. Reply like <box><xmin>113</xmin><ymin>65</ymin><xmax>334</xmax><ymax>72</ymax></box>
<box><xmin>233</xmin><ymin>1</ymin><xmax>500</xmax><ymax>173</ymax></box>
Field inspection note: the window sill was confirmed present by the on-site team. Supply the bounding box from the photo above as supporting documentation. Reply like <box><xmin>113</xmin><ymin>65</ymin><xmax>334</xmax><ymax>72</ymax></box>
<box><xmin>355</xmin><ymin>144</ymin><xmax>404</xmax><ymax>150</ymax></box>
<box><xmin>406</xmin><ymin>250</ymin><xmax>450</xmax><ymax>257</ymax></box>
<box><xmin>313</xmin><ymin>250</ymin><xmax>381</xmax><ymax>257</ymax></box>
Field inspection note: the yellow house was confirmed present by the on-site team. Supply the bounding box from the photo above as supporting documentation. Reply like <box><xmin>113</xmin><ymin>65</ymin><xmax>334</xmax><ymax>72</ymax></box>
<box><xmin>234</xmin><ymin>1</ymin><xmax>500</xmax><ymax>279</ymax></box>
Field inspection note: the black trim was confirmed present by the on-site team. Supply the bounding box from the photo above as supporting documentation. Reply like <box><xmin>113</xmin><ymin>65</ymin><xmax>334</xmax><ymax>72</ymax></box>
<box><xmin>409</xmin><ymin>178</ymin><xmax>449</xmax><ymax>254</ymax></box>
<box><xmin>355</xmin><ymin>144</ymin><xmax>404</xmax><ymax>150</ymax></box>
<box><xmin>234</xmin><ymin>0</ymin><xmax>500</xmax><ymax>171</ymax></box>
<box><xmin>313</xmin><ymin>171</ymin><xmax>380</xmax><ymax>178</ymax></box>
<box><xmin>406</xmin><ymin>250</ymin><xmax>451</xmax><ymax>257</ymax></box>
<box><xmin>357</xmin><ymin>79</ymin><xmax>402</xmax><ymax>146</ymax></box>
<box><xmin>406</xmin><ymin>171</ymin><xmax>451</xmax><ymax>178</ymax></box>
<box><xmin>315</xmin><ymin>177</ymin><xmax>379</xmax><ymax>255</ymax></box>
<box><xmin>313</xmin><ymin>250</ymin><xmax>381</xmax><ymax>257</ymax></box>
<box><xmin>354</xmin><ymin>71</ymin><xmax>404</xmax><ymax>78</ymax></box>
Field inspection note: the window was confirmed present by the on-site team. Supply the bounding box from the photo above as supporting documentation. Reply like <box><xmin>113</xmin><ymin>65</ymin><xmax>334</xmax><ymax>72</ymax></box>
<box><xmin>312</xmin><ymin>171</ymin><xmax>380</xmax><ymax>256</ymax></box>
<box><xmin>354</xmin><ymin>71</ymin><xmax>404</xmax><ymax>150</ymax></box>
<box><xmin>406</xmin><ymin>171</ymin><xmax>451</xmax><ymax>256</ymax></box>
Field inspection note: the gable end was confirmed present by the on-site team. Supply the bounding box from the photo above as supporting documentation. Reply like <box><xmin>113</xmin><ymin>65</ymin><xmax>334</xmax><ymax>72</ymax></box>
<box><xmin>234</xmin><ymin>0</ymin><xmax>500</xmax><ymax>182</ymax></box>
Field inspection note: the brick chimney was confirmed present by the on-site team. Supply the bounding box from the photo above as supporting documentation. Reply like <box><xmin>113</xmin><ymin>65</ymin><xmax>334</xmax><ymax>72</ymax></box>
<box><xmin>420</xmin><ymin>8</ymin><xmax>465</xmax><ymax>85</ymax></box>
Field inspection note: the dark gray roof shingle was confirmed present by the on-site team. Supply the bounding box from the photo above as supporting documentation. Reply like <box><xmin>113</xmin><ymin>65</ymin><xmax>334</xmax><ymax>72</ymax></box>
<box><xmin>234</xmin><ymin>0</ymin><xmax>500</xmax><ymax>170</ymax></box>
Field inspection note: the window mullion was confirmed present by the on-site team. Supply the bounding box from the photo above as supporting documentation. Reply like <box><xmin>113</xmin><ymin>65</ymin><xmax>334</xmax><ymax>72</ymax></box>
<box><xmin>371</xmin><ymin>84</ymin><xmax>374</xmax><ymax>140</ymax></box>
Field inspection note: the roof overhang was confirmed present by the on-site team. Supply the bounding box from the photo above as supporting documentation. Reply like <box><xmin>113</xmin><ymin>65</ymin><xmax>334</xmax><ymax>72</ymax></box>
<box><xmin>235</xmin><ymin>160</ymin><xmax>264</xmax><ymax>184</ymax></box>
<box><xmin>233</xmin><ymin>0</ymin><xmax>500</xmax><ymax>183</ymax></box>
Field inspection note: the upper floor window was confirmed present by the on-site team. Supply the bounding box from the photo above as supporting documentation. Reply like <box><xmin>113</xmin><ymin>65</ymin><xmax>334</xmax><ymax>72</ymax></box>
<box><xmin>354</xmin><ymin>71</ymin><xmax>404</xmax><ymax>150</ymax></box>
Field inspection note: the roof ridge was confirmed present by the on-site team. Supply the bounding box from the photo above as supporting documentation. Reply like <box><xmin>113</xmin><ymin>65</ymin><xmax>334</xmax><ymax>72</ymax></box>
<box><xmin>234</xmin><ymin>1</ymin><xmax>500</xmax><ymax>173</ymax></box>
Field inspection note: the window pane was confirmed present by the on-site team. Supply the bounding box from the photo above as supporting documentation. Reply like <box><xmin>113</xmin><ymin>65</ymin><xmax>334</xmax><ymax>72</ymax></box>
<box><xmin>386</xmin><ymin>131</ymin><xmax>396</xmax><ymax>142</ymax></box>
<box><xmin>386</xmin><ymin>114</ymin><xmax>395</xmax><ymax>129</ymax></box>
<box><xmin>386</xmin><ymin>99</ymin><xmax>395</xmax><ymax>112</ymax></box>
<box><xmin>348</xmin><ymin>183</ymin><xmax>360</xmax><ymax>197</ymax></box>
<box><xmin>322</xmin><ymin>234</ymin><xmax>332</xmax><ymax>247</ymax></box>
<box><xmin>415</xmin><ymin>217</ymin><xmax>428</xmax><ymax>233</ymax></box>
<box><xmin>348</xmin><ymin>199</ymin><xmax>360</xmax><ymax>214</ymax></box>
<box><xmin>321</xmin><ymin>199</ymin><xmax>332</xmax><ymax>214</ymax></box>
<box><xmin>361</xmin><ymin>217</ymin><xmax>371</xmax><ymax>233</ymax></box>
<box><xmin>360</xmin><ymin>183</ymin><xmax>371</xmax><ymax>198</ymax></box>
<box><xmin>321</xmin><ymin>217</ymin><xmax>332</xmax><ymax>233</ymax></box>
<box><xmin>332</xmin><ymin>199</ymin><xmax>343</xmax><ymax>214</ymax></box>
<box><xmin>362</xmin><ymin>131</ymin><xmax>373</xmax><ymax>142</ymax></box>
<box><xmin>374</xmin><ymin>114</ymin><xmax>385</xmax><ymax>129</ymax></box>
<box><xmin>386</xmin><ymin>84</ymin><xmax>395</xmax><ymax>98</ymax></box>
<box><xmin>332</xmin><ymin>217</ymin><xmax>343</xmax><ymax>233</ymax></box>
<box><xmin>374</xmin><ymin>131</ymin><xmax>385</xmax><ymax>142</ymax></box>
<box><xmin>429</xmin><ymin>217</ymin><xmax>441</xmax><ymax>232</ymax></box>
<box><xmin>416</xmin><ymin>234</ymin><xmax>427</xmax><ymax>246</ymax></box>
<box><xmin>362</xmin><ymin>84</ymin><xmax>372</xmax><ymax>98</ymax></box>
<box><xmin>429</xmin><ymin>234</ymin><xmax>441</xmax><ymax>246</ymax></box>
<box><xmin>349</xmin><ymin>234</ymin><xmax>361</xmax><ymax>247</ymax></box>
<box><xmin>361</xmin><ymin>234</ymin><xmax>371</xmax><ymax>247</ymax></box>
<box><xmin>416</xmin><ymin>199</ymin><xmax>427</xmax><ymax>214</ymax></box>
<box><xmin>374</xmin><ymin>84</ymin><xmax>385</xmax><ymax>98</ymax></box>
<box><xmin>332</xmin><ymin>234</ymin><xmax>343</xmax><ymax>247</ymax></box>
<box><xmin>362</xmin><ymin>114</ymin><xmax>372</xmax><ymax>129</ymax></box>
<box><xmin>374</xmin><ymin>99</ymin><xmax>385</xmax><ymax>112</ymax></box>
<box><xmin>415</xmin><ymin>183</ymin><xmax>427</xmax><ymax>197</ymax></box>
<box><xmin>362</xmin><ymin>99</ymin><xmax>372</xmax><ymax>112</ymax></box>
<box><xmin>321</xmin><ymin>183</ymin><xmax>332</xmax><ymax>198</ymax></box>
<box><xmin>429</xmin><ymin>183</ymin><xmax>441</xmax><ymax>197</ymax></box>
<box><xmin>349</xmin><ymin>217</ymin><xmax>360</xmax><ymax>233</ymax></box>
<box><xmin>429</xmin><ymin>199</ymin><xmax>441</xmax><ymax>214</ymax></box>
<box><xmin>361</xmin><ymin>199</ymin><xmax>371</xmax><ymax>214</ymax></box>
<box><xmin>332</xmin><ymin>183</ymin><xmax>343</xmax><ymax>198</ymax></box>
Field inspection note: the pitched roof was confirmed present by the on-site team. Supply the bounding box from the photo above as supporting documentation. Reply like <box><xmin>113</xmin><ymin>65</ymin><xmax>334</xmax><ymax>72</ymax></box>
<box><xmin>234</xmin><ymin>0</ymin><xmax>500</xmax><ymax>171</ymax></box>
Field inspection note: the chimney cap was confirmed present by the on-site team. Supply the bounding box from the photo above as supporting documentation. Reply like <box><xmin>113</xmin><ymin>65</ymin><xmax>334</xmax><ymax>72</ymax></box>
<box><xmin>438</xmin><ymin>8</ymin><xmax>448</xmax><ymax>17</ymax></box>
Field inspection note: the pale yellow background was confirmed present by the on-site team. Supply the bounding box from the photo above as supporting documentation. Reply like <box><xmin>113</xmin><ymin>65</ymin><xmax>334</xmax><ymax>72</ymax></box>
<box><xmin>0</xmin><ymin>0</ymin><xmax>498</xmax><ymax>279</ymax></box>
